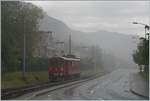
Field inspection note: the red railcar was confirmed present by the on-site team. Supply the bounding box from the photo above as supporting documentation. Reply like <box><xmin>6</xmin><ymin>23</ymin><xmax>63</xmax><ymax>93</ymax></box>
<box><xmin>48</xmin><ymin>55</ymin><xmax>80</xmax><ymax>82</ymax></box>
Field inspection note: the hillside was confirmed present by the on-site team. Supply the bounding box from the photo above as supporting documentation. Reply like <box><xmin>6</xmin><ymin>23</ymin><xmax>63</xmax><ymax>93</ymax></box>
<box><xmin>39</xmin><ymin>14</ymin><xmax>139</xmax><ymax>68</ymax></box>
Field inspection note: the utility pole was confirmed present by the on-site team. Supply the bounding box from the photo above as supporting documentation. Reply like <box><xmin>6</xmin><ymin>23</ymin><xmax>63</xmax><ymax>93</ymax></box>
<box><xmin>22</xmin><ymin>6</ymin><xmax>26</xmax><ymax>79</ymax></box>
<box><xmin>69</xmin><ymin>34</ymin><xmax>71</xmax><ymax>55</ymax></box>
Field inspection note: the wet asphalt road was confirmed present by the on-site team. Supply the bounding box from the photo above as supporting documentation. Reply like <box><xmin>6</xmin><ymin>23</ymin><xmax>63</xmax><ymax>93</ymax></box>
<box><xmin>29</xmin><ymin>68</ymin><xmax>147</xmax><ymax>100</ymax></box>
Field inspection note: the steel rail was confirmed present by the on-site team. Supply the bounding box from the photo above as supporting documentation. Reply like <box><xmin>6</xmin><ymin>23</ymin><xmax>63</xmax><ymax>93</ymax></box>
<box><xmin>1</xmin><ymin>73</ymin><xmax>103</xmax><ymax>100</ymax></box>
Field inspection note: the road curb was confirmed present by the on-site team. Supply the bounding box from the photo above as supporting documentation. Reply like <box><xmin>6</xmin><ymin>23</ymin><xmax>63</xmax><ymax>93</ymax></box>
<box><xmin>129</xmin><ymin>73</ymin><xmax>149</xmax><ymax>98</ymax></box>
<box><xmin>130</xmin><ymin>89</ymin><xmax>149</xmax><ymax>99</ymax></box>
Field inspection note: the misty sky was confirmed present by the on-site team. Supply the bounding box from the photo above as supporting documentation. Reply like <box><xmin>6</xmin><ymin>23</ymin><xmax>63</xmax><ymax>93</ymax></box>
<box><xmin>27</xmin><ymin>1</ymin><xmax>149</xmax><ymax>36</ymax></box>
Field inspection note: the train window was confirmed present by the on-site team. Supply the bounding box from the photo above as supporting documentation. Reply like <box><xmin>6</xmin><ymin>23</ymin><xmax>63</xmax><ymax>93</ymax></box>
<box><xmin>70</xmin><ymin>61</ymin><xmax>72</xmax><ymax>67</ymax></box>
<box><xmin>71</xmin><ymin>61</ymin><xmax>74</xmax><ymax>67</ymax></box>
<box><xmin>55</xmin><ymin>59</ymin><xmax>58</xmax><ymax>67</ymax></box>
<box><xmin>55</xmin><ymin>58</ymin><xmax>61</xmax><ymax>68</ymax></box>
<box><xmin>49</xmin><ymin>58</ymin><xmax>59</xmax><ymax>67</ymax></box>
<box><xmin>66</xmin><ymin>61</ymin><xmax>69</xmax><ymax>67</ymax></box>
<box><xmin>57</xmin><ymin>60</ymin><xmax>60</xmax><ymax>67</ymax></box>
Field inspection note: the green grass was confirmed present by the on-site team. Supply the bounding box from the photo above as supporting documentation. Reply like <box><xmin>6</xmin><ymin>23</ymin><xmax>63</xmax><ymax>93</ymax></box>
<box><xmin>140</xmin><ymin>71</ymin><xmax>149</xmax><ymax>80</ymax></box>
<box><xmin>2</xmin><ymin>68</ymin><xmax>105</xmax><ymax>89</ymax></box>
<box><xmin>81</xmin><ymin>68</ymin><xmax>104</xmax><ymax>77</ymax></box>
<box><xmin>1</xmin><ymin>71</ymin><xmax>49</xmax><ymax>89</ymax></box>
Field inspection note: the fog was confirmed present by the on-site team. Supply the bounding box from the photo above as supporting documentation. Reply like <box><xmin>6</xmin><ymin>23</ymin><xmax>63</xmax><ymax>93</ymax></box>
<box><xmin>2</xmin><ymin>1</ymin><xmax>149</xmax><ymax>100</ymax></box>
<box><xmin>35</xmin><ymin>13</ymin><xmax>140</xmax><ymax>73</ymax></box>
<box><xmin>29</xmin><ymin>1</ymin><xmax>149</xmax><ymax>73</ymax></box>
<box><xmin>28</xmin><ymin>1</ymin><xmax>149</xmax><ymax>36</ymax></box>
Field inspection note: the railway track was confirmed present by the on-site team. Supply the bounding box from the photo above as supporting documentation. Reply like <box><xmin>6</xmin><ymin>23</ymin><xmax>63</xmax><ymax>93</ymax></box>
<box><xmin>1</xmin><ymin>73</ymin><xmax>103</xmax><ymax>100</ymax></box>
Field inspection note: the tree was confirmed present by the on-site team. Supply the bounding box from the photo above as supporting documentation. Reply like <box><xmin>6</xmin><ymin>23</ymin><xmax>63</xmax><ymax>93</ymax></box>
<box><xmin>1</xmin><ymin>1</ymin><xmax>44</xmax><ymax>72</ymax></box>
<box><xmin>133</xmin><ymin>38</ymin><xmax>149</xmax><ymax>65</ymax></box>
<box><xmin>133</xmin><ymin>36</ymin><xmax>149</xmax><ymax>72</ymax></box>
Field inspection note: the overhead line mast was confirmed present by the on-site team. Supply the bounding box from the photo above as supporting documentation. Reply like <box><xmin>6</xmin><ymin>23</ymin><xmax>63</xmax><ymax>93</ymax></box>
<box><xmin>69</xmin><ymin>34</ymin><xmax>72</xmax><ymax>55</ymax></box>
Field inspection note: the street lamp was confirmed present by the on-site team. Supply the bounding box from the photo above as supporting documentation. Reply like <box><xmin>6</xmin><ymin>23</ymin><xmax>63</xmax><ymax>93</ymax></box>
<box><xmin>132</xmin><ymin>22</ymin><xmax>149</xmax><ymax>39</ymax></box>
<box><xmin>21</xmin><ymin>3</ymin><xmax>27</xmax><ymax>79</ymax></box>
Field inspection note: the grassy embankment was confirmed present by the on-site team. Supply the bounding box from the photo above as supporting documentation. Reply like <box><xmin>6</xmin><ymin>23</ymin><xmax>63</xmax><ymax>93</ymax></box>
<box><xmin>139</xmin><ymin>66</ymin><xmax>149</xmax><ymax>80</ymax></box>
<box><xmin>81</xmin><ymin>69</ymin><xmax>104</xmax><ymax>77</ymax></box>
<box><xmin>1</xmin><ymin>72</ymin><xmax>49</xmax><ymax>89</ymax></box>
<box><xmin>2</xmin><ymin>68</ymin><xmax>104</xmax><ymax>89</ymax></box>
<box><xmin>140</xmin><ymin>71</ymin><xmax>149</xmax><ymax>80</ymax></box>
